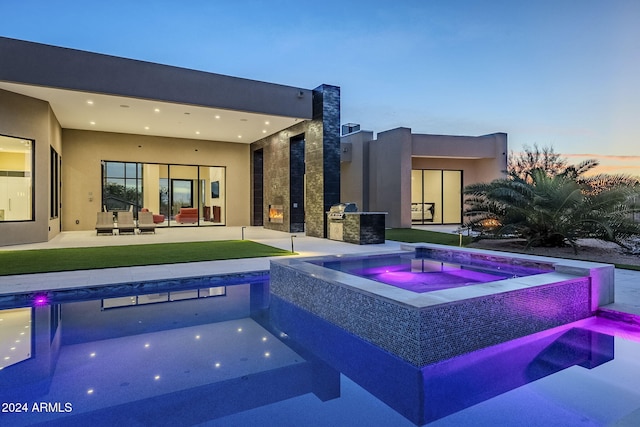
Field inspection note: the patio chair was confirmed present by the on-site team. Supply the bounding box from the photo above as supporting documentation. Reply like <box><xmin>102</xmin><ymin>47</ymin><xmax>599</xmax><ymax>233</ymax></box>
<box><xmin>137</xmin><ymin>211</ymin><xmax>156</xmax><ymax>234</ymax></box>
<box><xmin>95</xmin><ymin>212</ymin><xmax>115</xmax><ymax>235</ymax></box>
<box><xmin>117</xmin><ymin>211</ymin><xmax>136</xmax><ymax>235</ymax></box>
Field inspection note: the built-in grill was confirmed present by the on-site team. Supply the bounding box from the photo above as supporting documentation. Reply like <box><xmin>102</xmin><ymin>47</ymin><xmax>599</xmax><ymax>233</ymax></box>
<box><xmin>327</xmin><ymin>203</ymin><xmax>387</xmax><ymax>244</ymax></box>
<box><xmin>327</xmin><ymin>202</ymin><xmax>358</xmax><ymax>220</ymax></box>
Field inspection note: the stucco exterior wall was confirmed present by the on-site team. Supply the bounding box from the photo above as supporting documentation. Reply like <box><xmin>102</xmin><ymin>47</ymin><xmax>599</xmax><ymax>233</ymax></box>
<box><xmin>48</xmin><ymin>106</ymin><xmax>63</xmax><ymax>240</ymax></box>
<box><xmin>411</xmin><ymin>132</ymin><xmax>507</xmax><ymax>186</ymax></box>
<box><xmin>62</xmin><ymin>130</ymin><xmax>250</xmax><ymax>231</ymax></box>
<box><xmin>340</xmin><ymin>130</ymin><xmax>373</xmax><ymax>211</ymax></box>
<box><xmin>341</xmin><ymin>128</ymin><xmax>507</xmax><ymax>229</ymax></box>
<box><xmin>369</xmin><ymin>128</ymin><xmax>412</xmax><ymax>228</ymax></box>
<box><xmin>0</xmin><ymin>37</ymin><xmax>313</xmax><ymax>120</ymax></box>
<box><xmin>0</xmin><ymin>89</ymin><xmax>60</xmax><ymax>246</ymax></box>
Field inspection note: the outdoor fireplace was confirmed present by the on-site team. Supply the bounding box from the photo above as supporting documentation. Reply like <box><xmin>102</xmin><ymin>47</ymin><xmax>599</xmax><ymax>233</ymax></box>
<box><xmin>268</xmin><ymin>204</ymin><xmax>284</xmax><ymax>223</ymax></box>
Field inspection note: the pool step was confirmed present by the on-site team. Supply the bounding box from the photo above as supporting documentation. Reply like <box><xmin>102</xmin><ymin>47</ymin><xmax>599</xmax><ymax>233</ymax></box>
<box><xmin>527</xmin><ymin>328</ymin><xmax>614</xmax><ymax>380</ymax></box>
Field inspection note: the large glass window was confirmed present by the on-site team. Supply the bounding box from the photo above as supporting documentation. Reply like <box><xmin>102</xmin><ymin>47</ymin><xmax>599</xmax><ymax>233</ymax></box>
<box><xmin>411</xmin><ymin>169</ymin><xmax>462</xmax><ymax>224</ymax></box>
<box><xmin>102</xmin><ymin>161</ymin><xmax>143</xmax><ymax>213</ymax></box>
<box><xmin>0</xmin><ymin>135</ymin><xmax>34</xmax><ymax>221</ymax></box>
<box><xmin>442</xmin><ymin>170</ymin><xmax>462</xmax><ymax>223</ymax></box>
<box><xmin>50</xmin><ymin>146</ymin><xmax>60</xmax><ymax>219</ymax></box>
<box><xmin>102</xmin><ymin>161</ymin><xmax>226</xmax><ymax>227</ymax></box>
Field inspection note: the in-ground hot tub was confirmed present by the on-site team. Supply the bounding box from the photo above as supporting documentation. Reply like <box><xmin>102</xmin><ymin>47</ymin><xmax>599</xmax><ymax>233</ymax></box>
<box><xmin>269</xmin><ymin>243</ymin><xmax>615</xmax><ymax>367</ymax></box>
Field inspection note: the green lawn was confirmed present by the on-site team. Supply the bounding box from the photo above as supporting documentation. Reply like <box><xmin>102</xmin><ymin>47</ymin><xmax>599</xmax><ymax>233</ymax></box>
<box><xmin>385</xmin><ymin>228</ymin><xmax>473</xmax><ymax>246</ymax></box>
<box><xmin>0</xmin><ymin>240</ymin><xmax>292</xmax><ymax>276</ymax></box>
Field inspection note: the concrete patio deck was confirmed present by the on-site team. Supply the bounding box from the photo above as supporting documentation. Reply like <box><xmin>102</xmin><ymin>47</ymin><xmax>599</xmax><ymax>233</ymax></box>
<box><xmin>0</xmin><ymin>226</ymin><xmax>638</xmax><ymax>320</ymax></box>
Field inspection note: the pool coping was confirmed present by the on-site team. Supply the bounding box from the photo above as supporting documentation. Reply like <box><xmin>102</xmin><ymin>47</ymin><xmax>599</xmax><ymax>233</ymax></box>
<box><xmin>0</xmin><ymin>269</ymin><xmax>270</xmax><ymax>308</ymax></box>
<box><xmin>271</xmin><ymin>243</ymin><xmax>615</xmax><ymax>311</ymax></box>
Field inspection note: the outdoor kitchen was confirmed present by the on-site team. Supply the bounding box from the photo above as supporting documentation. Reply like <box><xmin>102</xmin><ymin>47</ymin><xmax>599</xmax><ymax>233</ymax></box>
<box><xmin>327</xmin><ymin>203</ymin><xmax>387</xmax><ymax>244</ymax></box>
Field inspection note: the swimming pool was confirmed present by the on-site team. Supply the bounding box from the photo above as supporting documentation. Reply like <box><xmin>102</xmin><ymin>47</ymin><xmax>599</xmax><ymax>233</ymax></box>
<box><xmin>1</xmin><ymin>278</ymin><xmax>640</xmax><ymax>426</ymax></box>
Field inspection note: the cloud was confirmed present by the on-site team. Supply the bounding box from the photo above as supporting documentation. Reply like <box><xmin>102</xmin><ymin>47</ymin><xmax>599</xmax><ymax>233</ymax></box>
<box><xmin>564</xmin><ymin>153</ymin><xmax>640</xmax><ymax>161</ymax></box>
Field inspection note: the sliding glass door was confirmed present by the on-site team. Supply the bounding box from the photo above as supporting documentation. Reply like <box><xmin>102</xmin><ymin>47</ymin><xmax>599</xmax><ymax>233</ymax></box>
<box><xmin>411</xmin><ymin>169</ymin><xmax>462</xmax><ymax>225</ymax></box>
<box><xmin>102</xmin><ymin>161</ymin><xmax>226</xmax><ymax>227</ymax></box>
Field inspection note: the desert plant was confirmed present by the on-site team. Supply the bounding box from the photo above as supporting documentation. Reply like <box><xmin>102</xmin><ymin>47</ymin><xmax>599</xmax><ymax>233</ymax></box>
<box><xmin>464</xmin><ymin>164</ymin><xmax>640</xmax><ymax>251</ymax></box>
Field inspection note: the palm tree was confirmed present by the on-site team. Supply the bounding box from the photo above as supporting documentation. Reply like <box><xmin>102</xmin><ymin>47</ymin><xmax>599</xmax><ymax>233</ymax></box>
<box><xmin>464</xmin><ymin>167</ymin><xmax>640</xmax><ymax>251</ymax></box>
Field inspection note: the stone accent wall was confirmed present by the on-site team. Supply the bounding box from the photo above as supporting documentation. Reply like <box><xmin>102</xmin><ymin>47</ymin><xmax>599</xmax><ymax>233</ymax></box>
<box><xmin>250</xmin><ymin>84</ymin><xmax>340</xmax><ymax>237</ymax></box>
<box><xmin>252</xmin><ymin>149</ymin><xmax>264</xmax><ymax>226</ymax></box>
<box><xmin>314</xmin><ymin>84</ymin><xmax>341</xmax><ymax>238</ymax></box>
<box><xmin>342</xmin><ymin>213</ymin><xmax>386</xmax><ymax>244</ymax></box>
<box><xmin>289</xmin><ymin>136</ymin><xmax>305</xmax><ymax>232</ymax></box>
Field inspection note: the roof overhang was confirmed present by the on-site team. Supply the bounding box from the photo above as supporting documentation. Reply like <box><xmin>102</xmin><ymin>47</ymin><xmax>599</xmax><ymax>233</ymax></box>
<box><xmin>0</xmin><ymin>37</ymin><xmax>313</xmax><ymax>143</ymax></box>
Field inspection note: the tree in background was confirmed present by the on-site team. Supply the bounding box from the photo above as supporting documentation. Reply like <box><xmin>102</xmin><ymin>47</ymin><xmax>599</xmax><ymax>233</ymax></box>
<box><xmin>464</xmin><ymin>145</ymin><xmax>640</xmax><ymax>251</ymax></box>
<box><xmin>508</xmin><ymin>144</ymin><xmax>570</xmax><ymax>180</ymax></box>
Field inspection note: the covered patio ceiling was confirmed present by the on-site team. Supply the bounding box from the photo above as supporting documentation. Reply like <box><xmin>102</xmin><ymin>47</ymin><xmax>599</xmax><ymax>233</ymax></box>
<box><xmin>0</xmin><ymin>81</ymin><xmax>304</xmax><ymax>144</ymax></box>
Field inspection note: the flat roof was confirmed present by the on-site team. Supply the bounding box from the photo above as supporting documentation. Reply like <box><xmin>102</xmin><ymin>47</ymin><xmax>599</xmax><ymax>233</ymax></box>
<box><xmin>0</xmin><ymin>37</ymin><xmax>314</xmax><ymax>143</ymax></box>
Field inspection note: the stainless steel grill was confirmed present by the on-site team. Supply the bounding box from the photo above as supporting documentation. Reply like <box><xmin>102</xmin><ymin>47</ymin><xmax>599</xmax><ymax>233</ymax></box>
<box><xmin>327</xmin><ymin>202</ymin><xmax>358</xmax><ymax>220</ymax></box>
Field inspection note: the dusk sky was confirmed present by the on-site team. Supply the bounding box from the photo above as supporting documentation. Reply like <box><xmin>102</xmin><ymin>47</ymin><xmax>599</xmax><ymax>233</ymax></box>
<box><xmin>2</xmin><ymin>0</ymin><xmax>639</xmax><ymax>175</ymax></box>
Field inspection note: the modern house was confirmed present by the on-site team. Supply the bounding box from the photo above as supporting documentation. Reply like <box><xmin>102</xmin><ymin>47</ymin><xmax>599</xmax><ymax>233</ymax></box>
<box><xmin>0</xmin><ymin>37</ymin><xmax>340</xmax><ymax>246</ymax></box>
<box><xmin>0</xmin><ymin>37</ymin><xmax>506</xmax><ymax>247</ymax></box>
<box><xmin>341</xmin><ymin>126</ymin><xmax>507</xmax><ymax>228</ymax></box>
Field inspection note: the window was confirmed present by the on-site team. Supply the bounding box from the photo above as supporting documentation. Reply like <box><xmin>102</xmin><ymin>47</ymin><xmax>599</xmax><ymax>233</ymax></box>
<box><xmin>101</xmin><ymin>161</ymin><xmax>226</xmax><ymax>226</ymax></box>
<box><xmin>102</xmin><ymin>161</ymin><xmax>143</xmax><ymax>213</ymax></box>
<box><xmin>411</xmin><ymin>169</ymin><xmax>462</xmax><ymax>224</ymax></box>
<box><xmin>0</xmin><ymin>135</ymin><xmax>34</xmax><ymax>221</ymax></box>
<box><xmin>50</xmin><ymin>147</ymin><xmax>60</xmax><ymax>219</ymax></box>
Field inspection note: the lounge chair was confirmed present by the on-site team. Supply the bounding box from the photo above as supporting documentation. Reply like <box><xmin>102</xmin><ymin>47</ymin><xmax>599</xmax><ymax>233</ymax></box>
<box><xmin>117</xmin><ymin>211</ymin><xmax>136</xmax><ymax>234</ymax></box>
<box><xmin>137</xmin><ymin>211</ymin><xmax>156</xmax><ymax>234</ymax></box>
<box><xmin>95</xmin><ymin>212</ymin><xmax>115</xmax><ymax>235</ymax></box>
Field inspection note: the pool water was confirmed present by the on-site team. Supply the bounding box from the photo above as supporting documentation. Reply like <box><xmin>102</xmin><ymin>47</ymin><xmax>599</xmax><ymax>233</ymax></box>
<box><xmin>311</xmin><ymin>253</ymin><xmax>552</xmax><ymax>293</ymax></box>
<box><xmin>1</xmin><ymin>280</ymin><xmax>640</xmax><ymax>426</ymax></box>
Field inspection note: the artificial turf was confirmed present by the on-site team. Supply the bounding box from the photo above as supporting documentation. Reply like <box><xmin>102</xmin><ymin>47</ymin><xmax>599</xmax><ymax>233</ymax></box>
<box><xmin>0</xmin><ymin>240</ymin><xmax>292</xmax><ymax>276</ymax></box>
<box><xmin>0</xmin><ymin>228</ymin><xmax>469</xmax><ymax>276</ymax></box>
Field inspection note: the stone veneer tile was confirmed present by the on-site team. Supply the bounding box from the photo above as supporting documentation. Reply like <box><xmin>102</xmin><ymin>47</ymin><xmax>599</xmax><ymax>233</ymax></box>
<box><xmin>270</xmin><ymin>259</ymin><xmax>596</xmax><ymax>367</ymax></box>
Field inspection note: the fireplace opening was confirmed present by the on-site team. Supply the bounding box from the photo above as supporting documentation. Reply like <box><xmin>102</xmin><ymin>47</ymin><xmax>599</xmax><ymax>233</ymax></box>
<box><xmin>269</xmin><ymin>204</ymin><xmax>284</xmax><ymax>223</ymax></box>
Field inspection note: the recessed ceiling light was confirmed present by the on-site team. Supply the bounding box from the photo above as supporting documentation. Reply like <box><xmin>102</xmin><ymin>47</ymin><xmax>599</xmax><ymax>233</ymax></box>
<box><xmin>144</xmin><ymin>126</ymin><xmax>150</xmax><ymax>130</ymax></box>
<box><xmin>240</xmin><ymin>118</ymin><xmax>248</xmax><ymax>122</ymax></box>
<box><xmin>262</xmin><ymin>130</ymin><xmax>267</xmax><ymax>133</ymax></box>
<box><xmin>214</xmin><ymin>115</ymin><xmax>220</xmax><ymax>119</ymax></box>
<box><xmin>120</xmin><ymin>105</ymin><xmax>130</xmax><ymax>108</ymax></box>
<box><xmin>90</xmin><ymin>121</ymin><xmax>96</xmax><ymax>125</ymax></box>
<box><xmin>195</xmin><ymin>131</ymin><xmax>200</xmax><ymax>135</ymax></box>
<box><xmin>265</xmin><ymin>121</ymin><xmax>270</xmax><ymax>125</ymax></box>
<box><xmin>184</xmin><ymin>112</ymin><xmax>190</xmax><ymax>115</ymax></box>
<box><xmin>237</xmin><ymin>135</ymin><xmax>242</xmax><ymax>139</ymax></box>
<box><xmin>87</xmin><ymin>100</ymin><xmax>94</xmax><ymax>105</ymax></box>
<box><xmin>154</xmin><ymin>108</ymin><xmax>160</xmax><ymax>113</ymax></box>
